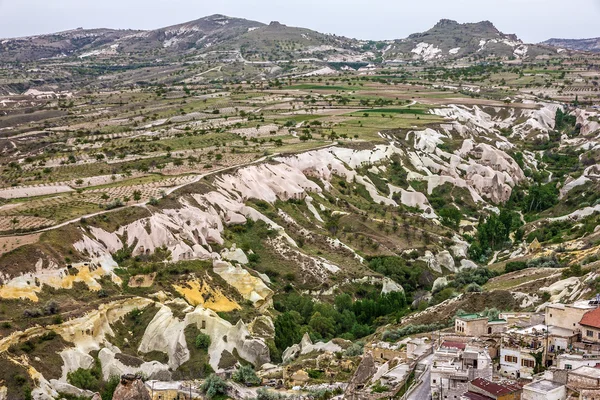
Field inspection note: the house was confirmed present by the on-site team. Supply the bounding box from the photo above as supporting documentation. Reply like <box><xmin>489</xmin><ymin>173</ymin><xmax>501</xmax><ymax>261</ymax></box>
<box><xmin>580</xmin><ymin>307</ymin><xmax>600</xmax><ymax>344</ymax></box>
<box><xmin>499</xmin><ymin>325</ymin><xmax>546</xmax><ymax>379</ymax></box>
<box><xmin>567</xmin><ymin>365</ymin><xmax>600</xmax><ymax>388</ymax></box>
<box><xmin>546</xmin><ymin>302</ymin><xmax>596</xmax><ymax>335</ymax></box>
<box><xmin>545</xmin><ymin>326</ymin><xmax>580</xmax><ymax>367</ymax></box>
<box><xmin>370</xmin><ymin>344</ymin><xmax>404</xmax><ymax>362</ymax></box>
<box><xmin>566</xmin><ymin>366</ymin><xmax>600</xmax><ymax>400</ymax></box>
<box><xmin>145</xmin><ymin>381</ymin><xmax>197</xmax><ymax>400</ymax></box>
<box><xmin>465</xmin><ymin>378</ymin><xmax>521</xmax><ymax>400</ymax></box>
<box><xmin>455</xmin><ymin>314</ymin><xmax>490</xmax><ymax>336</ymax></box>
<box><xmin>498</xmin><ymin>312</ymin><xmax>544</xmax><ymax>328</ymax></box>
<box><xmin>521</xmin><ymin>379</ymin><xmax>566</xmax><ymax>400</ymax></box>
<box><xmin>556</xmin><ymin>351</ymin><xmax>600</xmax><ymax>370</ymax></box>
<box><xmin>406</xmin><ymin>337</ymin><xmax>431</xmax><ymax>360</ymax></box>
<box><xmin>289</xmin><ymin>369</ymin><xmax>310</xmax><ymax>386</ymax></box>
<box><xmin>430</xmin><ymin>341</ymin><xmax>492</xmax><ymax>400</ymax></box>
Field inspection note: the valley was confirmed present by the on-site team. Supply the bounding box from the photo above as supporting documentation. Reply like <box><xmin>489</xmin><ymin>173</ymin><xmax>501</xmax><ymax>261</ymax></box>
<box><xmin>0</xmin><ymin>13</ymin><xmax>599</xmax><ymax>400</ymax></box>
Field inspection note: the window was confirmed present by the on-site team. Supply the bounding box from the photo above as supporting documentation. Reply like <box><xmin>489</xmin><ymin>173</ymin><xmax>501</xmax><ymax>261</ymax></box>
<box><xmin>588</xmin><ymin>330</ymin><xmax>594</xmax><ymax>337</ymax></box>
<box><xmin>504</xmin><ymin>355</ymin><xmax>518</xmax><ymax>363</ymax></box>
<box><xmin>550</xmin><ymin>314</ymin><xmax>553</xmax><ymax>318</ymax></box>
<box><xmin>566</xmin><ymin>364</ymin><xmax>572</xmax><ymax>370</ymax></box>
<box><xmin>522</xmin><ymin>359</ymin><xmax>535</xmax><ymax>368</ymax></box>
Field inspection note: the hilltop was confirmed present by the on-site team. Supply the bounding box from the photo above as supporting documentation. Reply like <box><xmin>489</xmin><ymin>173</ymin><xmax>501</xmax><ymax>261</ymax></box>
<box><xmin>383</xmin><ymin>19</ymin><xmax>556</xmax><ymax>62</ymax></box>
<box><xmin>543</xmin><ymin>37</ymin><xmax>600</xmax><ymax>52</ymax></box>
<box><xmin>0</xmin><ymin>16</ymin><xmax>565</xmax><ymax>64</ymax></box>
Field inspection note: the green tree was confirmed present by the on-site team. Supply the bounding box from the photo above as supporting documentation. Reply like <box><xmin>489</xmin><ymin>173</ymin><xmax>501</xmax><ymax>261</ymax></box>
<box><xmin>523</xmin><ymin>183</ymin><xmax>558</xmax><ymax>213</ymax></box>
<box><xmin>195</xmin><ymin>333</ymin><xmax>211</xmax><ymax>350</ymax></box>
<box><xmin>439</xmin><ymin>207</ymin><xmax>461</xmax><ymax>229</ymax></box>
<box><xmin>274</xmin><ymin>311</ymin><xmax>303</xmax><ymax>351</ymax></box>
<box><xmin>232</xmin><ymin>365</ymin><xmax>261</xmax><ymax>386</ymax></box>
<box><xmin>67</xmin><ymin>368</ymin><xmax>100</xmax><ymax>391</ymax></box>
<box><xmin>309</xmin><ymin>312</ymin><xmax>336</xmax><ymax>339</ymax></box>
<box><xmin>200</xmin><ymin>374</ymin><xmax>228</xmax><ymax>399</ymax></box>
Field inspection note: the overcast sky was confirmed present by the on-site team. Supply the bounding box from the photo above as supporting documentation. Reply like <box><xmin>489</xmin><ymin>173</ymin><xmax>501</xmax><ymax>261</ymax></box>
<box><xmin>1</xmin><ymin>0</ymin><xmax>599</xmax><ymax>42</ymax></box>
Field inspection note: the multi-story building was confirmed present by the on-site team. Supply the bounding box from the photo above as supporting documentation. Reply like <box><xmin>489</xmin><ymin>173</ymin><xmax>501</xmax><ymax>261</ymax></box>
<box><xmin>499</xmin><ymin>322</ymin><xmax>580</xmax><ymax>378</ymax></box>
<box><xmin>545</xmin><ymin>302</ymin><xmax>596</xmax><ymax>335</ymax></box>
<box><xmin>499</xmin><ymin>325</ymin><xmax>546</xmax><ymax>379</ymax></box>
<box><xmin>430</xmin><ymin>341</ymin><xmax>492</xmax><ymax>400</ymax></box>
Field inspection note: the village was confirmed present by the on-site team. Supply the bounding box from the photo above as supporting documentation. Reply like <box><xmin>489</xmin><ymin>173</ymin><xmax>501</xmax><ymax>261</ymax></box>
<box><xmin>123</xmin><ymin>298</ymin><xmax>600</xmax><ymax>400</ymax></box>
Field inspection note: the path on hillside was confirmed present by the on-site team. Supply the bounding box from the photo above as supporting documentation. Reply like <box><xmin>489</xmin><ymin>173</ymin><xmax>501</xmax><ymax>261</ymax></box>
<box><xmin>0</xmin><ymin>143</ymin><xmax>337</xmax><ymax>237</ymax></box>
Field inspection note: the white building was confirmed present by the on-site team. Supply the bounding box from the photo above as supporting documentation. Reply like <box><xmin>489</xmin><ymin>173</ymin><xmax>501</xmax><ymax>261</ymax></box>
<box><xmin>522</xmin><ymin>379</ymin><xmax>566</xmax><ymax>400</ymax></box>
<box><xmin>430</xmin><ymin>341</ymin><xmax>492</xmax><ymax>400</ymax></box>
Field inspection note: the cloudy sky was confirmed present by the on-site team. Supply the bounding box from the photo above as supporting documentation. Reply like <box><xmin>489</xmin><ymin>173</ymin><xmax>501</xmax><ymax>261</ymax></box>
<box><xmin>1</xmin><ymin>0</ymin><xmax>599</xmax><ymax>42</ymax></box>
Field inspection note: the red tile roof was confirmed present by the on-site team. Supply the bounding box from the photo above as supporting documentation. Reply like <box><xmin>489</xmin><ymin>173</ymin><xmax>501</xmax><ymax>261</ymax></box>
<box><xmin>463</xmin><ymin>392</ymin><xmax>494</xmax><ymax>400</ymax></box>
<box><xmin>470</xmin><ymin>378</ymin><xmax>521</xmax><ymax>396</ymax></box>
<box><xmin>580</xmin><ymin>307</ymin><xmax>600</xmax><ymax>329</ymax></box>
<box><xmin>441</xmin><ymin>341</ymin><xmax>466</xmax><ymax>350</ymax></box>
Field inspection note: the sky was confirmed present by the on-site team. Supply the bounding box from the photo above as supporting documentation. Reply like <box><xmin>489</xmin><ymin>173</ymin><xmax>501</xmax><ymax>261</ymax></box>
<box><xmin>1</xmin><ymin>0</ymin><xmax>599</xmax><ymax>42</ymax></box>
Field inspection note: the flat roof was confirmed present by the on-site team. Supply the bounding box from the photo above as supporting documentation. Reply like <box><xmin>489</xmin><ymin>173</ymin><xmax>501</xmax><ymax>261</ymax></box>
<box><xmin>547</xmin><ymin>301</ymin><xmax>597</xmax><ymax>310</ymax></box>
<box><xmin>524</xmin><ymin>380</ymin><xmax>564</xmax><ymax>392</ymax></box>
<box><xmin>571</xmin><ymin>366</ymin><xmax>600</xmax><ymax>379</ymax></box>
<box><xmin>457</xmin><ymin>314</ymin><xmax>487</xmax><ymax>320</ymax></box>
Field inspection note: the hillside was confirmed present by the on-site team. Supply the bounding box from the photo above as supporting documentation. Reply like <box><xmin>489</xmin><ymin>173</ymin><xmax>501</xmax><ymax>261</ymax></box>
<box><xmin>543</xmin><ymin>37</ymin><xmax>600</xmax><ymax>52</ymax></box>
<box><xmin>0</xmin><ymin>13</ymin><xmax>600</xmax><ymax>400</ymax></box>
<box><xmin>0</xmin><ymin>16</ymin><xmax>568</xmax><ymax>65</ymax></box>
<box><xmin>0</xmin><ymin>28</ymin><xmax>141</xmax><ymax>62</ymax></box>
<box><xmin>383</xmin><ymin>19</ymin><xmax>558</xmax><ymax>62</ymax></box>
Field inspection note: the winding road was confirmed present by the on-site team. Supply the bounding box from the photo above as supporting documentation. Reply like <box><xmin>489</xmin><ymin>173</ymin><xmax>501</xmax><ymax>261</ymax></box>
<box><xmin>405</xmin><ymin>353</ymin><xmax>434</xmax><ymax>400</ymax></box>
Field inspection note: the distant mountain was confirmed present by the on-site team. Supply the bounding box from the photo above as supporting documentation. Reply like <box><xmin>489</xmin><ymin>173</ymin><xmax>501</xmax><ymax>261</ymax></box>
<box><xmin>383</xmin><ymin>19</ymin><xmax>556</xmax><ymax>62</ymax></box>
<box><xmin>0</xmin><ymin>15</ymin><xmax>565</xmax><ymax>64</ymax></box>
<box><xmin>0</xmin><ymin>28</ymin><xmax>141</xmax><ymax>62</ymax></box>
<box><xmin>542</xmin><ymin>37</ymin><xmax>600</xmax><ymax>53</ymax></box>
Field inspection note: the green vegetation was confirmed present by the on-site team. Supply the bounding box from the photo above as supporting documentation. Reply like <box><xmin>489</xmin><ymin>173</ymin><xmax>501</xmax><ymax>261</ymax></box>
<box><xmin>274</xmin><ymin>291</ymin><xmax>407</xmax><ymax>352</ymax></box>
<box><xmin>232</xmin><ymin>365</ymin><xmax>261</xmax><ymax>386</ymax></box>
<box><xmin>196</xmin><ymin>332</ymin><xmax>212</xmax><ymax>350</ymax></box>
<box><xmin>469</xmin><ymin>209</ymin><xmax>522</xmax><ymax>262</ymax></box>
<box><xmin>199</xmin><ymin>374</ymin><xmax>229</xmax><ymax>399</ymax></box>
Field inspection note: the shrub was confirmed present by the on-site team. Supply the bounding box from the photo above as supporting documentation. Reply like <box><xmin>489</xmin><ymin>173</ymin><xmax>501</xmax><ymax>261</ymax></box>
<box><xmin>232</xmin><ymin>365</ymin><xmax>261</xmax><ymax>386</ymax></box>
<box><xmin>195</xmin><ymin>333</ymin><xmax>211</xmax><ymax>350</ymax></box>
<box><xmin>44</xmin><ymin>301</ymin><xmax>60</xmax><ymax>315</ymax></box>
<box><xmin>344</xmin><ymin>341</ymin><xmax>364</xmax><ymax>357</ymax></box>
<box><xmin>101</xmin><ymin>375</ymin><xmax>120</xmax><ymax>400</ymax></box>
<box><xmin>67</xmin><ymin>368</ymin><xmax>100</xmax><ymax>391</ymax></box>
<box><xmin>254</xmin><ymin>388</ymin><xmax>288</xmax><ymax>400</ymax></box>
<box><xmin>199</xmin><ymin>374</ymin><xmax>228</xmax><ymax>399</ymax></box>
<box><xmin>465</xmin><ymin>283</ymin><xmax>483</xmax><ymax>293</ymax></box>
<box><xmin>382</xmin><ymin>323</ymin><xmax>448</xmax><ymax>341</ymax></box>
<box><xmin>562</xmin><ymin>264</ymin><xmax>584</xmax><ymax>279</ymax></box>
<box><xmin>371</xmin><ymin>382</ymin><xmax>389</xmax><ymax>393</ymax></box>
<box><xmin>307</xmin><ymin>369</ymin><xmax>324</xmax><ymax>379</ymax></box>
<box><xmin>505</xmin><ymin>261</ymin><xmax>528</xmax><ymax>273</ymax></box>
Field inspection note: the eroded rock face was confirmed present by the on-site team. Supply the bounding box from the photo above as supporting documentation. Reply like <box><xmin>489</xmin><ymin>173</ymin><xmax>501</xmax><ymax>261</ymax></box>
<box><xmin>345</xmin><ymin>352</ymin><xmax>377</xmax><ymax>398</ymax></box>
<box><xmin>112</xmin><ymin>374</ymin><xmax>151</xmax><ymax>400</ymax></box>
<box><xmin>138</xmin><ymin>303</ymin><xmax>270</xmax><ymax>371</ymax></box>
